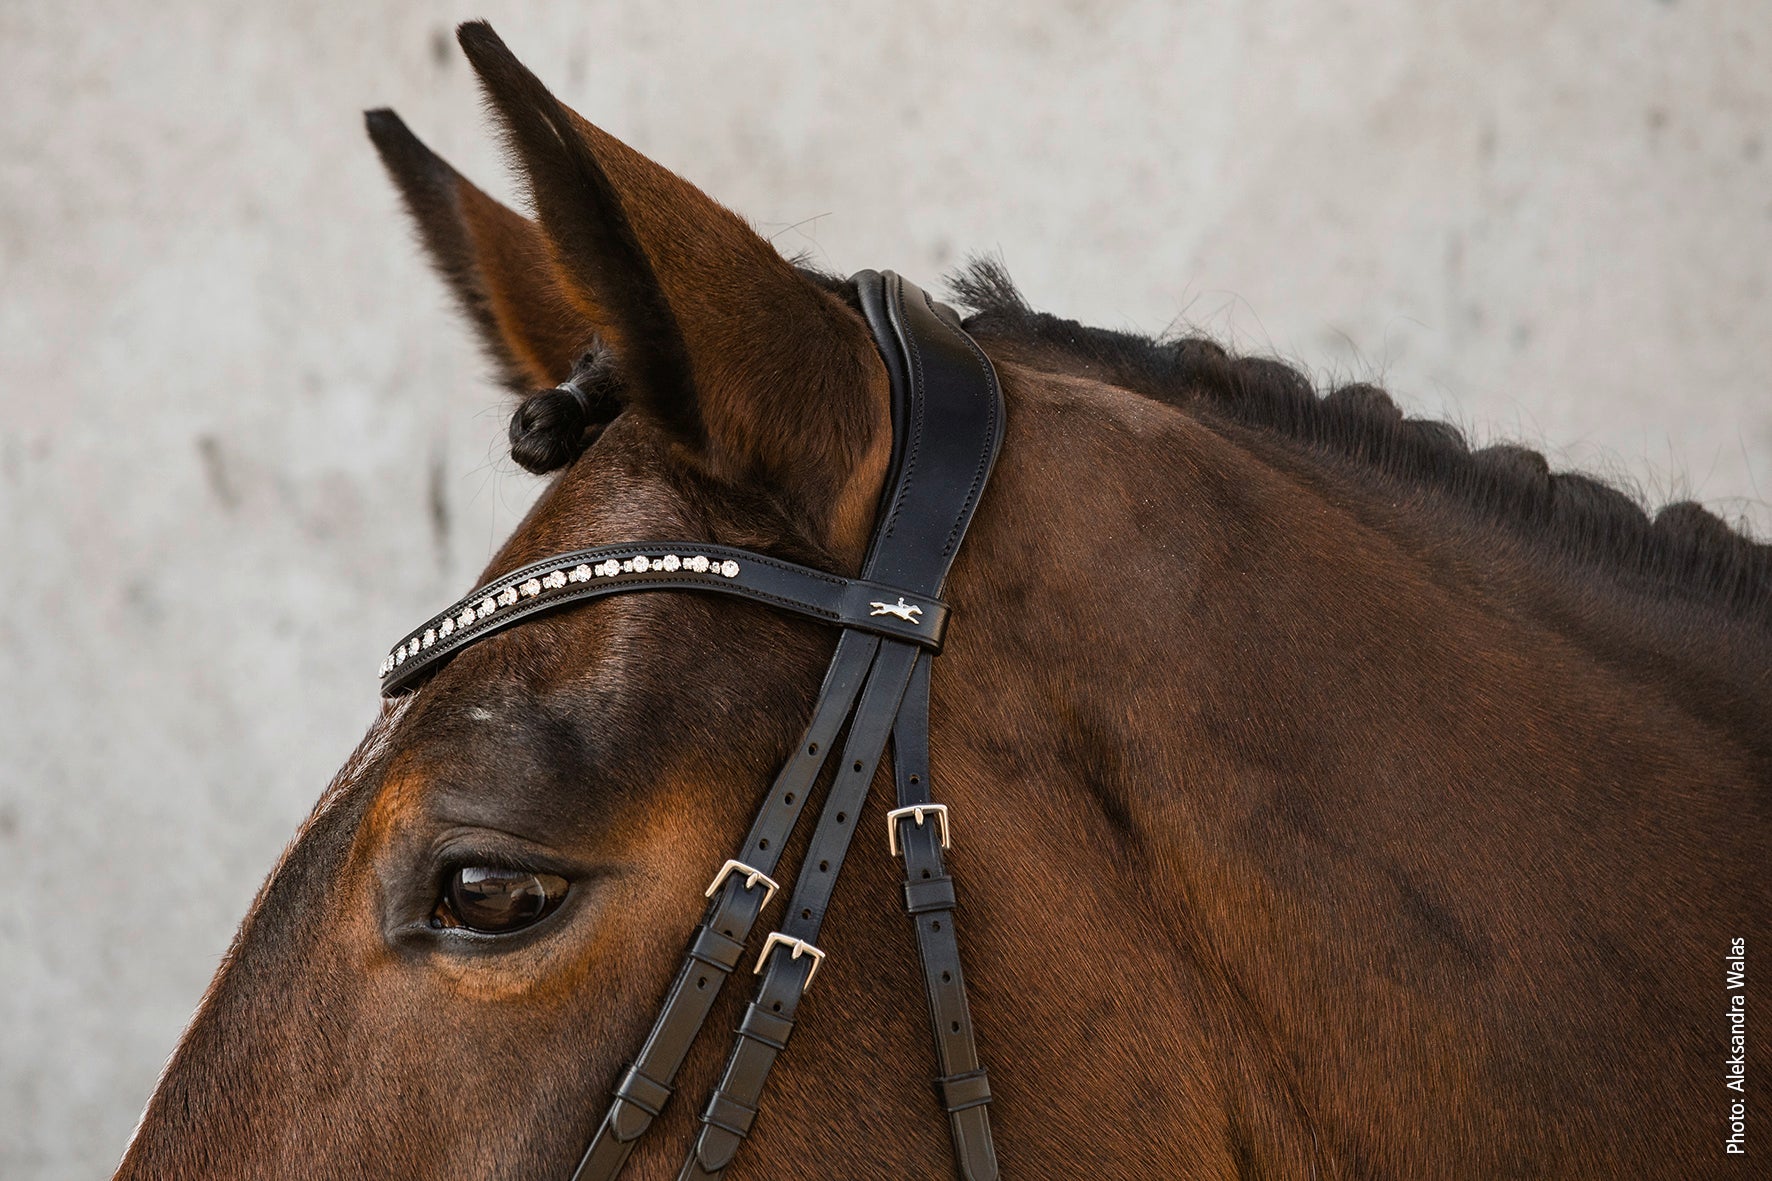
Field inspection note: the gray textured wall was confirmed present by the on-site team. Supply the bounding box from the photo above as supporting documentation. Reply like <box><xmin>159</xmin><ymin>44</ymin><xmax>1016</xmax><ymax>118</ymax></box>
<box><xmin>3</xmin><ymin>1</ymin><xmax>1767</xmax><ymax>1175</ymax></box>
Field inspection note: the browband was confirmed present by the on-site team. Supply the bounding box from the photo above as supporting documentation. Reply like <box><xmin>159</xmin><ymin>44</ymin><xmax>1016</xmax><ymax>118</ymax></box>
<box><xmin>379</xmin><ymin>543</ymin><xmax>948</xmax><ymax>692</ymax></box>
<box><xmin>379</xmin><ymin>271</ymin><xmax>1004</xmax><ymax>1180</ymax></box>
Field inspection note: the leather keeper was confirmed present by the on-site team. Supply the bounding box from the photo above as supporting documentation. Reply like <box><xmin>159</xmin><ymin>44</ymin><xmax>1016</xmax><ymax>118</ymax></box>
<box><xmin>735</xmin><ymin>1003</ymin><xmax>795</xmax><ymax>1051</ymax></box>
<box><xmin>613</xmin><ymin>1064</ymin><xmax>673</xmax><ymax>1117</ymax></box>
<box><xmin>903</xmin><ymin>873</ymin><xmax>957</xmax><ymax>915</ymax></box>
<box><xmin>700</xmin><ymin>1089</ymin><xmax>760</xmax><ymax>1139</ymax></box>
<box><xmin>938</xmin><ymin>1068</ymin><xmax>992</xmax><ymax>1113</ymax></box>
<box><xmin>688</xmin><ymin>925</ymin><xmax>746</xmax><ymax>973</ymax></box>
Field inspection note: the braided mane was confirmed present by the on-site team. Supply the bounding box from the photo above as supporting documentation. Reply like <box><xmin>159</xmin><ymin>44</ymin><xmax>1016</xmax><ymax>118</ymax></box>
<box><xmin>943</xmin><ymin>258</ymin><xmax>1770</xmax><ymax>624</ymax></box>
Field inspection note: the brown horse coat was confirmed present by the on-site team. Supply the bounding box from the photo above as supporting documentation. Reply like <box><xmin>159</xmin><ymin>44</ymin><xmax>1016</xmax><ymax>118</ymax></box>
<box><xmin>118</xmin><ymin>22</ymin><xmax>1769</xmax><ymax>1181</ymax></box>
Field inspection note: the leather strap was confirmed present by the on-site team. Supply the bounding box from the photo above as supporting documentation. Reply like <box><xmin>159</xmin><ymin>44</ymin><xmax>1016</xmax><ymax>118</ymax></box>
<box><xmin>380</xmin><ymin>542</ymin><xmax>946</xmax><ymax>694</ymax></box>
<box><xmin>680</xmin><ymin>638</ymin><xmax>923</xmax><ymax>1179</ymax></box>
<box><xmin>570</xmin><ymin>630</ymin><xmax>881</xmax><ymax>1180</ymax></box>
<box><xmin>891</xmin><ymin>656</ymin><xmax>997</xmax><ymax>1180</ymax></box>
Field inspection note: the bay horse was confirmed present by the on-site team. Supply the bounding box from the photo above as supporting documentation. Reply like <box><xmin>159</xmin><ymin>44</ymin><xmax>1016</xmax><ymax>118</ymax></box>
<box><xmin>117</xmin><ymin>22</ymin><xmax>1768</xmax><ymax>1180</ymax></box>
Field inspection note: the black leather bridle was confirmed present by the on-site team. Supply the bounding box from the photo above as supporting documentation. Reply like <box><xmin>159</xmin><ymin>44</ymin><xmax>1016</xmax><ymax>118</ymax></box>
<box><xmin>378</xmin><ymin>271</ymin><xmax>1004</xmax><ymax>1181</ymax></box>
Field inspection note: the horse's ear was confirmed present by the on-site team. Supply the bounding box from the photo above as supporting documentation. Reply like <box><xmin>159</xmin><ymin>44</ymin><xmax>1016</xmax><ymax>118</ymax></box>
<box><xmin>455</xmin><ymin>22</ymin><xmax>889</xmax><ymax>553</ymax></box>
<box><xmin>365</xmin><ymin>108</ymin><xmax>589</xmax><ymax>391</ymax></box>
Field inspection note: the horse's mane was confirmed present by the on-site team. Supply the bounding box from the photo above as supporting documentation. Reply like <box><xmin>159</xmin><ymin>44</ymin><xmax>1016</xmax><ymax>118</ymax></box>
<box><xmin>937</xmin><ymin>257</ymin><xmax>1771</xmax><ymax>625</ymax></box>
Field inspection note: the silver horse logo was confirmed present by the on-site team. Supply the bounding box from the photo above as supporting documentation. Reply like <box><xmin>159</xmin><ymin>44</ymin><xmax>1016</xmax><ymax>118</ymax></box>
<box><xmin>868</xmin><ymin>596</ymin><xmax>923</xmax><ymax>624</ymax></box>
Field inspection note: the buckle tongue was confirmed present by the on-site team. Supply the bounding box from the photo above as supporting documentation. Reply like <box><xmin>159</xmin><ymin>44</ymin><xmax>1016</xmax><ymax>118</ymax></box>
<box><xmin>704</xmin><ymin>859</ymin><xmax>780</xmax><ymax>910</ymax></box>
<box><xmin>753</xmin><ymin>931</ymin><xmax>826</xmax><ymax>990</ymax></box>
<box><xmin>886</xmin><ymin>803</ymin><xmax>951</xmax><ymax>857</ymax></box>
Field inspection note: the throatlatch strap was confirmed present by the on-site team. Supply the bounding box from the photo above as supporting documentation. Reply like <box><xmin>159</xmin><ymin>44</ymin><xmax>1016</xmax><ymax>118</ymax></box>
<box><xmin>892</xmin><ymin>655</ymin><xmax>997</xmax><ymax>1180</ymax></box>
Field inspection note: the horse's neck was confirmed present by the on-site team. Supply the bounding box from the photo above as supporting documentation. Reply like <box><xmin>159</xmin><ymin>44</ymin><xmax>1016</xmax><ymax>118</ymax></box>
<box><xmin>929</xmin><ymin>362</ymin><xmax>1765</xmax><ymax>1173</ymax></box>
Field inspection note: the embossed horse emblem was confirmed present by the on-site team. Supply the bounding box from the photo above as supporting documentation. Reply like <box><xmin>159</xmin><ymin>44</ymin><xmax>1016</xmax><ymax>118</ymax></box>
<box><xmin>868</xmin><ymin>596</ymin><xmax>923</xmax><ymax>624</ymax></box>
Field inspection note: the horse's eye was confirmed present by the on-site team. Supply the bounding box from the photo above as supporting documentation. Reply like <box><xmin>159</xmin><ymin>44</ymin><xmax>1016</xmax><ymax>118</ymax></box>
<box><xmin>433</xmin><ymin>866</ymin><xmax>568</xmax><ymax>934</ymax></box>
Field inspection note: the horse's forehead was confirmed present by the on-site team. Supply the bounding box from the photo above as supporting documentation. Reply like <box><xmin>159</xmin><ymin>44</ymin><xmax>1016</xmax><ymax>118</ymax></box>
<box><xmin>491</xmin><ymin>418</ymin><xmax>700</xmax><ymax>569</ymax></box>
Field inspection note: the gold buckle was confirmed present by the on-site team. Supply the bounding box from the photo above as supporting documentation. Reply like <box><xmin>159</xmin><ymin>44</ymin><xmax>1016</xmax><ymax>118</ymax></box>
<box><xmin>754</xmin><ymin>931</ymin><xmax>826</xmax><ymax>990</ymax></box>
<box><xmin>886</xmin><ymin>803</ymin><xmax>951</xmax><ymax>857</ymax></box>
<box><xmin>704</xmin><ymin>859</ymin><xmax>779</xmax><ymax>909</ymax></box>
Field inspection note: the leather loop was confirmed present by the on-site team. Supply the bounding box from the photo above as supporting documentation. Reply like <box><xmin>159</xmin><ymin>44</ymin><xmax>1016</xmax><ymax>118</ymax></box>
<box><xmin>613</xmin><ymin>1065</ymin><xmax>672</xmax><ymax>1118</ymax></box>
<box><xmin>939</xmin><ymin>1068</ymin><xmax>992</xmax><ymax>1113</ymax></box>
<box><xmin>687</xmin><ymin>926</ymin><xmax>745</xmax><ymax>973</ymax></box>
<box><xmin>700</xmin><ymin>1090</ymin><xmax>760</xmax><ymax>1138</ymax></box>
<box><xmin>735</xmin><ymin>1003</ymin><xmax>794</xmax><ymax>1051</ymax></box>
<box><xmin>903</xmin><ymin>873</ymin><xmax>957</xmax><ymax>915</ymax></box>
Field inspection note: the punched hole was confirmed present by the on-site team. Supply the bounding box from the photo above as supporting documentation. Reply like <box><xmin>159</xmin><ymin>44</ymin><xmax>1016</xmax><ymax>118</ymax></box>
<box><xmin>784</xmin><ymin>793</ymin><xmax>795</xmax><ymax>805</ymax></box>
<box><xmin>772</xmin><ymin>1001</ymin><xmax>782</xmax><ymax>1012</ymax></box>
<box><xmin>941</xmin><ymin>971</ymin><xmax>951</xmax><ymax>983</ymax></box>
<box><xmin>852</xmin><ymin>760</ymin><xmax>864</xmax><ymax>773</ymax></box>
<box><xmin>950</xmin><ymin>1021</ymin><xmax>961</xmax><ymax>1033</ymax></box>
<box><xmin>818</xmin><ymin>860</ymin><xmax>829</xmax><ymax>872</ymax></box>
<box><xmin>697</xmin><ymin>976</ymin><xmax>708</xmax><ymax>990</ymax></box>
<box><xmin>837</xmin><ymin>812</ymin><xmax>847</xmax><ymax>824</ymax></box>
<box><xmin>801</xmin><ymin>908</ymin><xmax>811</xmax><ymax>920</ymax></box>
<box><xmin>722</xmin><ymin>929</ymin><xmax>733</xmax><ymax>938</ymax></box>
<box><xmin>909</xmin><ymin>774</ymin><xmax>920</xmax><ymax>785</ymax></box>
<box><xmin>808</xmin><ymin>742</ymin><xmax>819</xmax><ymax>755</ymax></box>
<box><xmin>758</xmin><ymin>838</ymin><xmax>769</xmax><ymax>850</ymax></box>
<box><xmin>921</xmin><ymin>869</ymin><xmax>931</xmax><ymax>879</ymax></box>
<box><xmin>932</xmin><ymin>921</ymin><xmax>942</xmax><ymax>932</ymax></box>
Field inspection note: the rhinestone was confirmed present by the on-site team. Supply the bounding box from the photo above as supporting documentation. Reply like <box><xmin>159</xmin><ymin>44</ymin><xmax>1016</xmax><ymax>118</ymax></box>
<box><xmin>721</xmin><ymin>560</ymin><xmax>740</xmax><ymax>578</ymax></box>
<box><xmin>477</xmin><ymin>598</ymin><xmax>495</xmax><ymax>618</ymax></box>
<box><xmin>520</xmin><ymin>578</ymin><xmax>542</xmax><ymax>597</ymax></box>
<box><xmin>460</xmin><ymin>607</ymin><xmax>478</xmax><ymax>628</ymax></box>
<box><xmin>543</xmin><ymin>571</ymin><xmax>567</xmax><ymax>589</ymax></box>
<box><xmin>598</xmin><ymin>561</ymin><xmax>619</xmax><ymax>577</ymax></box>
<box><xmin>422</xmin><ymin>629</ymin><xmax>436</xmax><ymax>648</ymax></box>
<box><xmin>689</xmin><ymin>555</ymin><xmax>710</xmax><ymax>573</ymax></box>
<box><xmin>633</xmin><ymin>556</ymin><xmax>651</xmax><ymax>573</ymax></box>
<box><xmin>498</xmin><ymin>587</ymin><xmax>519</xmax><ymax>607</ymax></box>
<box><xmin>619</xmin><ymin>559</ymin><xmax>633</xmax><ymax>573</ymax></box>
<box><xmin>395</xmin><ymin>648</ymin><xmax>407</xmax><ymax>665</ymax></box>
<box><xmin>662</xmin><ymin>554</ymin><xmax>681</xmax><ymax>571</ymax></box>
<box><xmin>570</xmin><ymin>565</ymin><xmax>592</xmax><ymax>583</ymax></box>
<box><xmin>439</xmin><ymin>617</ymin><xmax>455</xmax><ymax>637</ymax></box>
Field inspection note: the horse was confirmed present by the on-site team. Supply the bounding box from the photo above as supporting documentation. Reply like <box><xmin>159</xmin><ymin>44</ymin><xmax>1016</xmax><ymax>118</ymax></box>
<box><xmin>116</xmin><ymin>21</ymin><xmax>1769</xmax><ymax>1180</ymax></box>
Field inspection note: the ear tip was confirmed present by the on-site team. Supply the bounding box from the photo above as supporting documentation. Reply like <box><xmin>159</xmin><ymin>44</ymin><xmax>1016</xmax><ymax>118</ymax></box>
<box><xmin>364</xmin><ymin>107</ymin><xmax>426</xmax><ymax>161</ymax></box>
<box><xmin>455</xmin><ymin>19</ymin><xmax>508</xmax><ymax>63</ymax></box>
<box><xmin>363</xmin><ymin>107</ymin><xmax>405</xmax><ymax>140</ymax></box>
<box><xmin>364</xmin><ymin>108</ymin><xmax>459</xmax><ymax>196</ymax></box>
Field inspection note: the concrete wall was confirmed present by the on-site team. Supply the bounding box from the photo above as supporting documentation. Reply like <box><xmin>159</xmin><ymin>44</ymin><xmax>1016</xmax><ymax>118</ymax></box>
<box><xmin>3</xmin><ymin>1</ymin><xmax>1766</xmax><ymax>1175</ymax></box>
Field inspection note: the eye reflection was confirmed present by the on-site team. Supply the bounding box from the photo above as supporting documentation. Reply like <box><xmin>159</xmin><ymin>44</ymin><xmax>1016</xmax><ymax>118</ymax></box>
<box><xmin>432</xmin><ymin>865</ymin><xmax>568</xmax><ymax>934</ymax></box>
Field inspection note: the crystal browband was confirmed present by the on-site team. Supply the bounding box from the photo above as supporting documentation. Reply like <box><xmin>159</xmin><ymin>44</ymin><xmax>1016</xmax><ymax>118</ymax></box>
<box><xmin>379</xmin><ymin>542</ymin><xmax>950</xmax><ymax>694</ymax></box>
